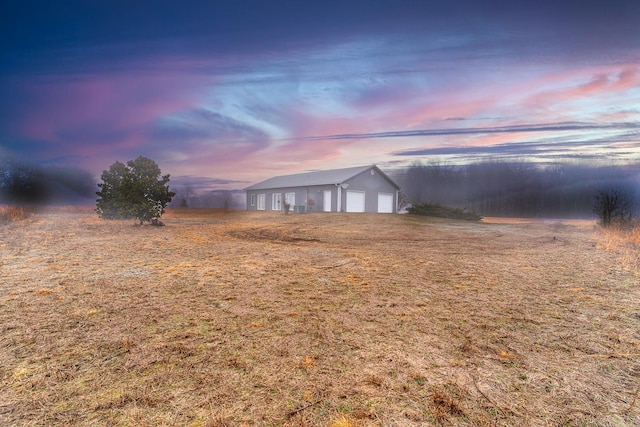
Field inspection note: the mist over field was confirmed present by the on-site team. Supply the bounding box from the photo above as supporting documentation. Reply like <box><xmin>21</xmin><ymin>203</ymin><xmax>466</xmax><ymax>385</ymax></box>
<box><xmin>2</xmin><ymin>155</ymin><xmax>638</xmax><ymax>218</ymax></box>
<box><xmin>396</xmin><ymin>161</ymin><xmax>640</xmax><ymax>218</ymax></box>
<box><xmin>0</xmin><ymin>156</ymin><xmax>95</xmax><ymax>205</ymax></box>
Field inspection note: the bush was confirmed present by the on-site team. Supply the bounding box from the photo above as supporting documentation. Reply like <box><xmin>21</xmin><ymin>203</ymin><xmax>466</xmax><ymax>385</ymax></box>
<box><xmin>407</xmin><ymin>202</ymin><xmax>482</xmax><ymax>221</ymax></box>
<box><xmin>96</xmin><ymin>157</ymin><xmax>175</xmax><ymax>225</ymax></box>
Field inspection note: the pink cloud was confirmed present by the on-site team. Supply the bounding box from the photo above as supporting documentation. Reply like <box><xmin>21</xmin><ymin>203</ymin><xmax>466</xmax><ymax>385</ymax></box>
<box><xmin>373</xmin><ymin>63</ymin><xmax>640</xmax><ymax>134</ymax></box>
<box><xmin>523</xmin><ymin>65</ymin><xmax>640</xmax><ymax>113</ymax></box>
<box><xmin>247</xmin><ymin>61</ymin><xmax>640</xmax><ymax>178</ymax></box>
<box><xmin>226</xmin><ymin>97</ymin><xmax>366</xmax><ymax>174</ymax></box>
<box><xmin>14</xmin><ymin>65</ymin><xmax>211</xmax><ymax>162</ymax></box>
<box><xmin>9</xmin><ymin>44</ymin><xmax>637</xmax><ymax>189</ymax></box>
<box><xmin>611</xmin><ymin>66</ymin><xmax>640</xmax><ymax>90</ymax></box>
<box><xmin>600</xmin><ymin>109</ymin><xmax>640</xmax><ymax>122</ymax></box>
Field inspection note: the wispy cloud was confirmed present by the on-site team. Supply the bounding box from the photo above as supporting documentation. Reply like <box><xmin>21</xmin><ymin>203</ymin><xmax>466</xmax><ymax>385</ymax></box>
<box><xmin>291</xmin><ymin>122</ymin><xmax>640</xmax><ymax>142</ymax></box>
<box><xmin>170</xmin><ymin>175</ymin><xmax>249</xmax><ymax>192</ymax></box>
<box><xmin>1</xmin><ymin>1</ymin><xmax>639</xmax><ymax>189</ymax></box>
<box><xmin>392</xmin><ymin>133</ymin><xmax>640</xmax><ymax>160</ymax></box>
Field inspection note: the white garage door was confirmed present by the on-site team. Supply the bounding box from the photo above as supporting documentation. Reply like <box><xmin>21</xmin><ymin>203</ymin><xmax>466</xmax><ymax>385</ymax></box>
<box><xmin>378</xmin><ymin>193</ymin><xmax>394</xmax><ymax>213</ymax></box>
<box><xmin>346</xmin><ymin>190</ymin><xmax>365</xmax><ymax>212</ymax></box>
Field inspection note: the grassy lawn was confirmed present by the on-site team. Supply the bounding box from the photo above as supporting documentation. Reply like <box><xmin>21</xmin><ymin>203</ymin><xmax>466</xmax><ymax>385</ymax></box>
<box><xmin>1</xmin><ymin>208</ymin><xmax>639</xmax><ymax>426</ymax></box>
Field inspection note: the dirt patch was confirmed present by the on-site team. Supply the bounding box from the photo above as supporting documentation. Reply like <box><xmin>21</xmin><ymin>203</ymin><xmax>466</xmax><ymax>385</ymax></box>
<box><xmin>228</xmin><ymin>226</ymin><xmax>321</xmax><ymax>243</ymax></box>
<box><xmin>1</xmin><ymin>208</ymin><xmax>639</xmax><ymax>426</ymax></box>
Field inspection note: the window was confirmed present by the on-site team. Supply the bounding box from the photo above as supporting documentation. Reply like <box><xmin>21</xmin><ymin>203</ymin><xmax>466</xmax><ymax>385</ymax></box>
<box><xmin>285</xmin><ymin>192</ymin><xmax>295</xmax><ymax>206</ymax></box>
<box><xmin>250</xmin><ymin>194</ymin><xmax>256</xmax><ymax>207</ymax></box>
<box><xmin>257</xmin><ymin>194</ymin><xmax>265</xmax><ymax>210</ymax></box>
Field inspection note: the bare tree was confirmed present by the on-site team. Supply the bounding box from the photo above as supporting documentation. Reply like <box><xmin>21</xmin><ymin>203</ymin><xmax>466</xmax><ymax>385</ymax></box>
<box><xmin>397</xmin><ymin>190</ymin><xmax>411</xmax><ymax>212</ymax></box>
<box><xmin>593</xmin><ymin>187</ymin><xmax>634</xmax><ymax>227</ymax></box>
<box><xmin>173</xmin><ymin>184</ymin><xmax>196</xmax><ymax>208</ymax></box>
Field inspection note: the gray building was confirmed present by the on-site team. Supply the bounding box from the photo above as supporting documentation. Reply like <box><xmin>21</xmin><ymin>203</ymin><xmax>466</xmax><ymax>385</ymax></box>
<box><xmin>245</xmin><ymin>165</ymin><xmax>401</xmax><ymax>213</ymax></box>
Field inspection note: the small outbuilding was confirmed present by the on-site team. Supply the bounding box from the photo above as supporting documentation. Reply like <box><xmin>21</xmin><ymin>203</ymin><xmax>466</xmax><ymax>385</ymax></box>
<box><xmin>245</xmin><ymin>165</ymin><xmax>401</xmax><ymax>213</ymax></box>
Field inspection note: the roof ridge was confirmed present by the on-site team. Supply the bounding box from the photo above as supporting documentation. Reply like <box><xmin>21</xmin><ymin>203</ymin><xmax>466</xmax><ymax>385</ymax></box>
<box><xmin>244</xmin><ymin>165</ymin><xmax>384</xmax><ymax>190</ymax></box>
<box><xmin>270</xmin><ymin>164</ymin><xmax>373</xmax><ymax>178</ymax></box>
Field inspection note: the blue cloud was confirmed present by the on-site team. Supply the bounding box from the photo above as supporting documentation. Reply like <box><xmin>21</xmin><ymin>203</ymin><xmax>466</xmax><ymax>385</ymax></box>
<box><xmin>294</xmin><ymin>122</ymin><xmax>640</xmax><ymax>142</ymax></box>
<box><xmin>152</xmin><ymin>109</ymin><xmax>269</xmax><ymax>144</ymax></box>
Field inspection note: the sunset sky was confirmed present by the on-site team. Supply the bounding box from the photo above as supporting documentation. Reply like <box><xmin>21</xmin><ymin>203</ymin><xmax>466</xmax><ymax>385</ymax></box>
<box><xmin>1</xmin><ymin>0</ymin><xmax>639</xmax><ymax>191</ymax></box>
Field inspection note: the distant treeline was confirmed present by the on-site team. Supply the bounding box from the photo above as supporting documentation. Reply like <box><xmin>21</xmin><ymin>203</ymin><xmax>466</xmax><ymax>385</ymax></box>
<box><xmin>0</xmin><ymin>157</ymin><xmax>95</xmax><ymax>205</ymax></box>
<box><xmin>169</xmin><ymin>188</ymin><xmax>246</xmax><ymax>209</ymax></box>
<box><xmin>395</xmin><ymin>161</ymin><xmax>640</xmax><ymax>218</ymax></box>
<box><xmin>0</xmin><ymin>156</ymin><xmax>247</xmax><ymax>209</ymax></box>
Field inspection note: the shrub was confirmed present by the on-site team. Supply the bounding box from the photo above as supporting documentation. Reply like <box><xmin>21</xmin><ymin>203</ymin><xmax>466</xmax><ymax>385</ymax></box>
<box><xmin>96</xmin><ymin>156</ymin><xmax>175</xmax><ymax>225</ymax></box>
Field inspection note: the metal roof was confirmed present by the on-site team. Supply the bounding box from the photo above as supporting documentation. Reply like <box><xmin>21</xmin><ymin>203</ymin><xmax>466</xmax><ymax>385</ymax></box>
<box><xmin>245</xmin><ymin>165</ymin><xmax>398</xmax><ymax>190</ymax></box>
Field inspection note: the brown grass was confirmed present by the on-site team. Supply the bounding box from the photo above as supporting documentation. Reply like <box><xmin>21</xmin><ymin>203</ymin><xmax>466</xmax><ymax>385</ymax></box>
<box><xmin>1</xmin><ymin>208</ymin><xmax>639</xmax><ymax>426</ymax></box>
<box><xmin>596</xmin><ymin>220</ymin><xmax>640</xmax><ymax>276</ymax></box>
<box><xmin>0</xmin><ymin>205</ymin><xmax>32</xmax><ymax>224</ymax></box>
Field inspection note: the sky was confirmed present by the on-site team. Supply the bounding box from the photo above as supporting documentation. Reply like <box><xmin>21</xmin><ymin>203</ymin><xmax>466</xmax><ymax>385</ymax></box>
<box><xmin>1</xmin><ymin>0</ymin><xmax>640</xmax><ymax>192</ymax></box>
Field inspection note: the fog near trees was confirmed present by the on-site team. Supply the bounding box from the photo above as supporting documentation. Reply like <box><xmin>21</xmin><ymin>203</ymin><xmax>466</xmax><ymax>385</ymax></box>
<box><xmin>0</xmin><ymin>157</ymin><xmax>95</xmax><ymax>205</ymax></box>
<box><xmin>0</xmin><ymin>155</ymin><xmax>247</xmax><ymax>209</ymax></box>
<box><xmin>169</xmin><ymin>186</ymin><xmax>245</xmax><ymax>209</ymax></box>
<box><xmin>3</xmin><ymin>153</ymin><xmax>638</xmax><ymax>219</ymax></box>
<box><xmin>396</xmin><ymin>161</ymin><xmax>640</xmax><ymax>218</ymax></box>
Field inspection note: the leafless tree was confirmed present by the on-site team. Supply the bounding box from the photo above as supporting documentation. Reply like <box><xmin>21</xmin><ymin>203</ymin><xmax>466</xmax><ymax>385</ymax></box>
<box><xmin>593</xmin><ymin>187</ymin><xmax>634</xmax><ymax>227</ymax></box>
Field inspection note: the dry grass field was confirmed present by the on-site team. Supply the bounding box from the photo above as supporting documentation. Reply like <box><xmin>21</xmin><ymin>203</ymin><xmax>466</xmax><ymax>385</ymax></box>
<box><xmin>1</xmin><ymin>207</ymin><xmax>639</xmax><ymax>426</ymax></box>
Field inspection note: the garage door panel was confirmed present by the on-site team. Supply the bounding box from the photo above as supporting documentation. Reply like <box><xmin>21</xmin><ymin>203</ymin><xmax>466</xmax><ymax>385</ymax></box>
<box><xmin>346</xmin><ymin>190</ymin><xmax>365</xmax><ymax>212</ymax></box>
<box><xmin>378</xmin><ymin>193</ymin><xmax>393</xmax><ymax>213</ymax></box>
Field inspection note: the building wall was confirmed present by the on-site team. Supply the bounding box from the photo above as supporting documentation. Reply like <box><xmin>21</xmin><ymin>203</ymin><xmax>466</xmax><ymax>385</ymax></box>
<box><xmin>245</xmin><ymin>167</ymin><xmax>399</xmax><ymax>213</ymax></box>
<box><xmin>246</xmin><ymin>186</ymin><xmax>334</xmax><ymax>212</ymax></box>
<box><xmin>342</xmin><ymin>168</ymin><xmax>398</xmax><ymax>213</ymax></box>
<box><xmin>305</xmin><ymin>184</ymin><xmax>338</xmax><ymax>212</ymax></box>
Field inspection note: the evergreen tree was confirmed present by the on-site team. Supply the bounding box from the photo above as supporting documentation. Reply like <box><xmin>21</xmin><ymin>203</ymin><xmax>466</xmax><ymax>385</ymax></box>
<box><xmin>96</xmin><ymin>157</ymin><xmax>175</xmax><ymax>225</ymax></box>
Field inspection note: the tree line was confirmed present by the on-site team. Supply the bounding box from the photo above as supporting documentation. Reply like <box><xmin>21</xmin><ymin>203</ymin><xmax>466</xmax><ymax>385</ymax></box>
<box><xmin>5</xmin><ymin>154</ymin><xmax>637</xmax><ymax>222</ymax></box>
<box><xmin>396</xmin><ymin>161</ymin><xmax>639</xmax><ymax>218</ymax></box>
<box><xmin>0</xmin><ymin>156</ymin><xmax>95</xmax><ymax>205</ymax></box>
<box><xmin>169</xmin><ymin>186</ymin><xmax>245</xmax><ymax>210</ymax></box>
